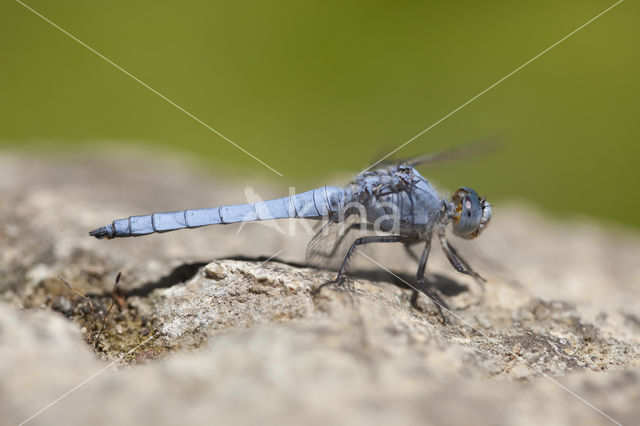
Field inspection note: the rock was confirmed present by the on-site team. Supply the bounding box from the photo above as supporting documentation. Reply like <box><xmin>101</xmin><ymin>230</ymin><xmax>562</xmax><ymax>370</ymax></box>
<box><xmin>0</xmin><ymin>151</ymin><xmax>639</xmax><ymax>425</ymax></box>
<box><xmin>202</xmin><ymin>261</ymin><xmax>227</xmax><ymax>280</ymax></box>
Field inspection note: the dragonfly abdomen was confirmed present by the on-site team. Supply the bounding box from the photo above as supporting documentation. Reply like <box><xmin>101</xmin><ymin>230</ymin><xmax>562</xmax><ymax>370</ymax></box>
<box><xmin>89</xmin><ymin>186</ymin><xmax>347</xmax><ymax>239</ymax></box>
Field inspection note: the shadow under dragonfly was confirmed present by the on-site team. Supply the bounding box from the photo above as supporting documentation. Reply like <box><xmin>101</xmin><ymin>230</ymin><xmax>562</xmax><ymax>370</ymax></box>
<box><xmin>88</xmin><ymin>256</ymin><xmax>469</xmax><ymax>307</ymax></box>
<box><xmin>222</xmin><ymin>255</ymin><xmax>468</xmax><ymax>295</ymax></box>
<box><xmin>225</xmin><ymin>255</ymin><xmax>470</xmax><ymax>315</ymax></box>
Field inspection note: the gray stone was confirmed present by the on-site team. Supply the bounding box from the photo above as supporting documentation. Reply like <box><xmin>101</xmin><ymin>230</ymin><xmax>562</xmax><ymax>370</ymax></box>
<box><xmin>0</xmin><ymin>151</ymin><xmax>639</xmax><ymax>426</ymax></box>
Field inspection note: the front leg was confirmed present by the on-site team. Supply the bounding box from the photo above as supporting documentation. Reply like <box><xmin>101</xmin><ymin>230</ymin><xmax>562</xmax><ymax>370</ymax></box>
<box><xmin>437</xmin><ymin>225</ymin><xmax>485</xmax><ymax>282</ymax></box>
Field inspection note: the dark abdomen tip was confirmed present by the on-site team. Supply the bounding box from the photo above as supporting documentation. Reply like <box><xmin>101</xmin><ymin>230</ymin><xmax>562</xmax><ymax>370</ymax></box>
<box><xmin>89</xmin><ymin>225</ymin><xmax>114</xmax><ymax>239</ymax></box>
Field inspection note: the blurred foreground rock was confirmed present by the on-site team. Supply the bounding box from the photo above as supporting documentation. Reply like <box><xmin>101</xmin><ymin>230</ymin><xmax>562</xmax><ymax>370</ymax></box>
<box><xmin>1</xmin><ymin>151</ymin><xmax>639</xmax><ymax>426</ymax></box>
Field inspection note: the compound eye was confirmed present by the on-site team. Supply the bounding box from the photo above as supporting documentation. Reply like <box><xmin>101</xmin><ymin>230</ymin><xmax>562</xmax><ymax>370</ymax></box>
<box><xmin>452</xmin><ymin>190</ymin><xmax>483</xmax><ymax>238</ymax></box>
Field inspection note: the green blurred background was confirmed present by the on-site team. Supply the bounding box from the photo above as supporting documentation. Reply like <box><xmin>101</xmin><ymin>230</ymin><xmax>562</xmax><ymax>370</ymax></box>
<box><xmin>1</xmin><ymin>1</ymin><xmax>638</xmax><ymax>228</ymax></box>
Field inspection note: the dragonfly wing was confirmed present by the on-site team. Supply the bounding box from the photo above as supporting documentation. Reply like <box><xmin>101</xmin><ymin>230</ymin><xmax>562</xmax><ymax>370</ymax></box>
<box><xmin>306</xmin><ymin>213</ymin><xmax>373</xmax><ymax>270</ymax></box>
<box><xmin>378</xmin><ymin>136</ymin><xmax>502</xmax><ymax>169</ymax></box>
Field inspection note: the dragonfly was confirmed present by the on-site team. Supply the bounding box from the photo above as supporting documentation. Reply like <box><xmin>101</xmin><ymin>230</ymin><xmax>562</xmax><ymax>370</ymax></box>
<box><xmin>90</xmin><ymin>146</ymin><xmax>492</xmax><ymax>316</ymax></box>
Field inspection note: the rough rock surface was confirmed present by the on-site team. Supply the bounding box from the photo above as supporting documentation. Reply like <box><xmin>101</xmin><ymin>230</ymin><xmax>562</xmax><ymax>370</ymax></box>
<box><xmin>0</xmin><ymin>151</ymin><xmax>639</xmax><ymax>426</ymax></box>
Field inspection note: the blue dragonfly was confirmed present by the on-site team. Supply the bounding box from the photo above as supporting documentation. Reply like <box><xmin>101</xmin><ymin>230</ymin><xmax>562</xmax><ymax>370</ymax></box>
<box><xmin>90</xmin><ymin>147</ymin><xmax>492</xmax><ymax>316</ymax></box>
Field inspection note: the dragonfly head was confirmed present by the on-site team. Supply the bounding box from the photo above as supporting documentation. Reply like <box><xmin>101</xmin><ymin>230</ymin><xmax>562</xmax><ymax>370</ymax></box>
<box><xmin>450</xmin><ymin>187</ymin><xmax>491</xmax><ymax>239</ymax></box>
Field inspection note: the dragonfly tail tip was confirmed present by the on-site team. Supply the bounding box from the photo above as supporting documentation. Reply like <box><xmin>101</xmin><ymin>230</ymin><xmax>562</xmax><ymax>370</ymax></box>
<box><xmin>89</xmin><ymin>225</ymin><xmax>113</xmax><ymax>239</ymax></box>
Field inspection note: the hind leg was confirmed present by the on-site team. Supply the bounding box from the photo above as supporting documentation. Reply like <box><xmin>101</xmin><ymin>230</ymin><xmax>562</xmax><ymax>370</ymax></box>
<box><xmin>313</xmin><ymin>235</ymin><xmax>410</xmax><ymax>294</ymax></box>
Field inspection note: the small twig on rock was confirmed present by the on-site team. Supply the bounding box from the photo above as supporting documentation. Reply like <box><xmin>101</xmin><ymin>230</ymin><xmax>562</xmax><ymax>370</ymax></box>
<box><xmin>95</xmin><ymin>271</ymin><xmax>122</xmax><ymax>349</ymax></box>
<box><xmin>57</xmin><ymin>275</ymin><xmax>94</xmax><ymax>313</ymax></box>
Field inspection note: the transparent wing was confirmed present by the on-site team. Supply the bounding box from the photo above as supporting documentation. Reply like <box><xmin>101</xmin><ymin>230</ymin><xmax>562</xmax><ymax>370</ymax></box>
<box><xmin>378</xmin><ymin>136</ymin><xmax>502</xmax><ymax>169</ymax></box>
<box><xmin>306</xmin><ymin>212</ymin><xmax>369</xmax><ymax>270</ymax></box>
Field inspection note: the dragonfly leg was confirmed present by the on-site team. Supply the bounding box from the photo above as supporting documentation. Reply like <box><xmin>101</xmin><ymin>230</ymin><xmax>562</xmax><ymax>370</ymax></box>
<box><xmin>413</xmin><ymin>238</ymin><xmax>446</xmax><ymax>323</ymax></box>
<box><xmin>415</xmin><ymin>237</ymin><xmax>431</xmax><ymax>281</ymax></box>
<box><xmin>437</xmin><ymin>226</ymin><xmax>485</xmax><ymax>282</ymax></box>
<box><xmin>313</xmin><ymin>235</ymin><xmax>409</xmax><ymax>294</ymax></box>
<box><xmin>306</xmin><ymin>219</ymin><xmax>375</xmax><ymax>266</ymax></box>
<box><xmin>327</xmin><ymin>222</ymin><xmax>375</xmax><ymax>258</ymax></box>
